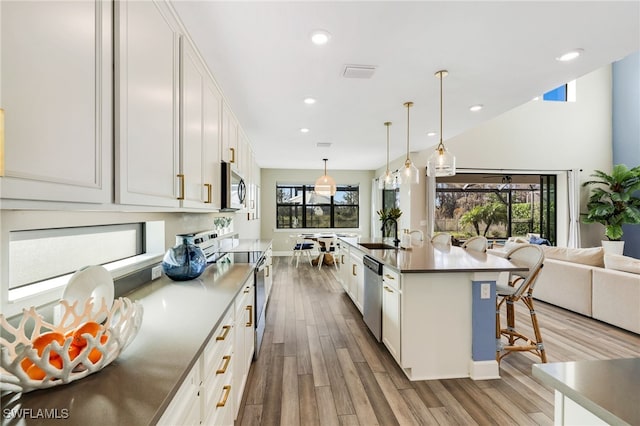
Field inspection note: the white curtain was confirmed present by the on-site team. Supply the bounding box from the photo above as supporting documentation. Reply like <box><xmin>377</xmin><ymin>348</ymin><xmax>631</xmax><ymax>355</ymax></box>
<box><xmin>425</xmin><ymin>174</ymin><xmax>436</xmax><ymax>239</ymax></box>
<box><xmin>567</xmin><ymin>169</ymin><xmax>582</xmax><ymax>248</ymax></box>
<box><xmin>371</xmin><ymin>178</ymin><xmax>382</xmax><ymax>238</ymax></box>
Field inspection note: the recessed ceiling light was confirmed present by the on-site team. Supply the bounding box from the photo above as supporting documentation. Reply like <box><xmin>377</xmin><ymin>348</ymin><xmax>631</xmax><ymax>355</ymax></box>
<box><xmin>469</xmin><ymin>104</ymin><xmax>483</xmax><ymax>112</ymax></box>
<box><xmin>300</xmin><ymin>128</ymin><xmax>309</xmax><ymax>133</ymax></box>
<box><xmin>427</xmin><ymin>132</ymin><xmax>437</xmax><ymax>137</ymax></box>
<box><xmin>303</xmin><ymin>97</ymin><xmax>316</xmax><ymax>105</ymax></box>
<box><xmin>556</xmin><ymin>49</ymin><xmax>583</xmax><ymax>62</ymax></box>
<box><xmin>310</xmin><ymin>30</ymin><xmax>331</xmax><ymax>46</ymax></box>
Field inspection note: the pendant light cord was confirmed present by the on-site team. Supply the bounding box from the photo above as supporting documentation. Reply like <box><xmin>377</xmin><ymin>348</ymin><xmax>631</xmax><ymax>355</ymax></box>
<box><xmin>385</xmin><ymin>122</ymin><xmax>391</xmax><ymax>174</ymax></box>
<box><xmin>403</xmin><ymin>102</ymin><xmax>413</xmax><ymax>164</ymax></box>
<box><xmin>436</xmin><ymin>70</ymin><xmax>448</xmax><ymax>153</ymax></box>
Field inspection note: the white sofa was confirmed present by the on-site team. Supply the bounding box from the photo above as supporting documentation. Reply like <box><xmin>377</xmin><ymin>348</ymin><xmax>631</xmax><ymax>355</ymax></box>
<box><xmin>491</xmin><ymin>244</ymin><xmax>640</xmax><ymax>334</ymax></box>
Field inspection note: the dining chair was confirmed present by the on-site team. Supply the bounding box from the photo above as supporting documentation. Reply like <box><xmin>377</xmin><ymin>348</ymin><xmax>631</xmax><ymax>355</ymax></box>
<box><xmin>291</xmin><ymin>236</ymin><xmax>314</xmax><ymax>268</ymax></box>
<box><xmin>462</xmin><ymin>236</ymin><xmax>488</xmax><ymax>253</ymax></box>
<box><xmin>316</xmin><ymin>236</ymin><xmax>338</xmax><ymax>270</ymax></box>
<box><xmin>430</xmin><ymin>233</ymin><xmax>452</xmax><ymax>246</ymax></box>
<box><xmin>496</xmin><ymin>244</ymin><xmax>547</xmax><ymax>363</ymax></box>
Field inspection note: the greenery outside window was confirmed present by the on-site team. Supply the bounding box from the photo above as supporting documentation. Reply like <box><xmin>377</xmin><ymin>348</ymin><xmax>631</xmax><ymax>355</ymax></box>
<box><xmin>434</xmin><ymin>173</ymin><xmax>556</xmax><ymax>244</ymax></box>
<box><xmin>277</xmin><ymin>184</ymin><xmax>359</xmax><ymax>228</ymax></box>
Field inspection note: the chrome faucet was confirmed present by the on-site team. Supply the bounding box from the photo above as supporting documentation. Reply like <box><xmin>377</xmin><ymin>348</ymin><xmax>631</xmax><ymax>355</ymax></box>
<box><xmin>381</xmin><ymin>218</ymin><xmax>400</xmax><ymax>247</ymax></box>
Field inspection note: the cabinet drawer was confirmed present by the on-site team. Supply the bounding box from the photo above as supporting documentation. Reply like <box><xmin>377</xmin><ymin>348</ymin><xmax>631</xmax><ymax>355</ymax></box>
<box><xmin>382</xmin><ymin>266</ymin><xmax>400</xmax><ymax>290</ymax></box>
<box><xmin>202</xmin><ymin>371</ymin><xmax>233</xmax><ymax>425</ymax></box>
<box><xmin>203</xmin><ymin>310</ymin><xmax>234</xmax><ymax>377</ymax></box>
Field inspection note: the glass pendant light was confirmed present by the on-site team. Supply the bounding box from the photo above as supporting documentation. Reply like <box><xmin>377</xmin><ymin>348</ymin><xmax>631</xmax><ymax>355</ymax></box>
<box><xmin>402</xmin><ymin>102</ymin><xmax>420</xmax><ymax>184</ymax></box>
<box><xmin>314</xmin><ymin>158</ymin><xmax>336</xmax><ymax>196</ymax></box>
<box><xmin>378</xmin><ymin>122</ymin><xmax>394</xmax><ymax>189</ymax></box>
<box><xmin>427</xmin><ymin>70</ymin><xmax>456</xmax><ymax>177</ymax></box>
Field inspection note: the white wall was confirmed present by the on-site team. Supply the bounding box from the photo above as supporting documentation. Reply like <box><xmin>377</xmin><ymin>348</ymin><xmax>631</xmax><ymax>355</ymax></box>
<box><xmin>375</xmin><ymin>65</ymin><xmax>613</xmax><ymax>248</ymax></box>
<box><xmin>260</xmin><ymin>168</ymin><xmax>374</xmax><ymax>254</ymax></box>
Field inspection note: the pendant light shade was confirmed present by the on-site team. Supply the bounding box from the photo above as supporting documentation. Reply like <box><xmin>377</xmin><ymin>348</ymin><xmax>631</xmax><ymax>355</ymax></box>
<box><xmin>427</xmin><ymin>70</ymin><xmax>456</xmax><ymax>177</ymax></box>
<box><xmin>378</xmin><ymin>122</ymin><xmax>396</xmax><ymax>189</ymax></box>
<box><xmin>403</xmin><ymin>102</ymin><xmax>420</xmax><ymax>185</ymax></box>
<box><xmin>315</xmin><ymin>158</ymin><xmax>336</xmax><ymax>196</ymax></box>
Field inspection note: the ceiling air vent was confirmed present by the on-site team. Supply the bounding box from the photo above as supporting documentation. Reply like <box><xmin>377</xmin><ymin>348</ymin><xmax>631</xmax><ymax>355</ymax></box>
<box><xmin>342</xmin><ymin>64</ymin><xmax>376</xmax><ymax>79</ymax></box>
<box><xmin>316</xmin><ymin>142</ymin><xmax>332</xmax><ymax>148</ymax></box>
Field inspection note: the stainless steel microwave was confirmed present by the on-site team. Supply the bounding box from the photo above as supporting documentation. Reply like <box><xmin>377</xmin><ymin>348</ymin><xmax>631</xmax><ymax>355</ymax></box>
<box><xmin>221</xmin><ymin>161</ymin><xmax>246</xmax><ymax>211</ymax></box>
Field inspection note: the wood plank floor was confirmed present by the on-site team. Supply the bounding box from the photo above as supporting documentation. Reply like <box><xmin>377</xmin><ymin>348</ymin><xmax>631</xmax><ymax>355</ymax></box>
<box><xmin>236</xmin><ymin>257</ymin><xmax>640</xmax><ymax>425</ymax></box>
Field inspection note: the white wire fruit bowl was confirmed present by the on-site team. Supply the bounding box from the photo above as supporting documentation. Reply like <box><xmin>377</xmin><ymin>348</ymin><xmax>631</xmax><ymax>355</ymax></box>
<box><xmin>0</xmin><ymin>297</ymin><xmax>143</xmax><ymax>393</ymax></box>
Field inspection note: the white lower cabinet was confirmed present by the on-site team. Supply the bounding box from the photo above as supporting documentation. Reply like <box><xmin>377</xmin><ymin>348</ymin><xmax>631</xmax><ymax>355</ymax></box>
<box><xmin>160</xmin><ymin>275</ymin><xmax>254</xmax><ymax>425</ymax></box>
<box><xmin>234</xmin><ymin>281</ymin><xmax>255</xmax><ymax>419</ymax></box>
<box><xmin>158</xmin><ymin>360</ymin><xmax>201</xmax><ymax>426</ymax></box>
<box><xmin>382</xmin><ymin>266</ymin><xmax>401</xmax><ymax>364</ymax></box>
<box><xmin>265</xmin><ymin>246</ymin><xmax>273</xmax><ymax>304</ymax></box>
<box><xmin>202</xmin><ymin>309</ymin><xmax>234</xmax><ymax>425</ymax></box>
<box><xmin>348</xmin><ymin>250</ymin><xmax>365</xmax><ymax>312</ymax></box>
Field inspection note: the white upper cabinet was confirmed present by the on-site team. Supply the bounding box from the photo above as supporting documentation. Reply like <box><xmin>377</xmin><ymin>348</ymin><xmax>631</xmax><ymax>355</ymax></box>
<box><xmin>221</xmin><ymin>102</ymin><xmax>238</xmax><ymax>170</ymax></box>
<box><xmin>180</xmin><ymin>39</ymin><xmax>221</xmax><ymax>210</ymax></box>
<box><xmin>0</xmin><ymin>1</ymin><xmax>112</xmax><ymax>203</ymax></box>
<box><xmin>115</xmin><ymin>0</ymin><xmax>181</xmax><ymax>207</ymax></box>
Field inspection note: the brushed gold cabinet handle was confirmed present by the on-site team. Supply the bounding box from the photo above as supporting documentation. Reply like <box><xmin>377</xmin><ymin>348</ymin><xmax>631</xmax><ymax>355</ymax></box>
<box><xmin>384</xmin><ymin>274</ymin><xmax>395</xmax><ymax>280</ymax></box>
<box><xmin>0</xmin><ymin>109</ymin><xmax>4</xmax><ymax>177</ymax></box>
<box><xmin>216</xmin><ymin>325</ymin><xmax>231</xmax><ymax>341</ymax></box>
<box><xmin>384</xmin><ymin>285</ymin><xmax>394</xmax><ymax>293</ymax></box>
<box><xmin>204</xmin><ymin>183</ymin><xmax>212</xmax><ymax>203</ymax></box>
<box><xmin>352</xmin><ymin>264</ymin><xmax>357</xmax><ymax>276</ymax></box>
<box><xmin>246</xmin><ymin>305</ymin><xmax>253</xmax><ymax>327</ymax></box>
<box><xmin>176</xmin><ymin>174</ymin><xmax>185</xmax><ymax>200</ymax></box>
<box><xmin>230</xmin><ymin>147</ymin><xmax>235</xmax><ymax>163</ymax></box>
<box><xmin>216</xmin><ymin>355</ymin><xmax>231</xmax><ymax>375</ymax></box>
<box><xmin>216</xmin><ymin>385</ymin><xmax>232</xmax><ymax>407</ymax></box>
<box><xmin>266</xmin><ymin>265</ymin><xmax>270</xmax><ymax>278</ymax></box>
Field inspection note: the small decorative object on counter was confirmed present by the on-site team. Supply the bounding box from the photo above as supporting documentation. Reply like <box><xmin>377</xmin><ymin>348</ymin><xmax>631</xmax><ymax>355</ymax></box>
<box><xmin>0</xmin><ymin>297</ymin><xmax>143</xmax><ymax>393</ymax></box>
<box><xmin>401</xmin><ymin>229</ymin><xmax>412</xmax><ymax>249</ymax></box>
<box><xmin>162</xmin><ymin>238</ymin><xmax>207</xmax><ymax>281</ymax></box>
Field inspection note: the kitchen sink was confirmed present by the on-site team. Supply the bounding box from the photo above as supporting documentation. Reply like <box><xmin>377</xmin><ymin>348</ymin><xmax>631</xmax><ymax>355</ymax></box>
<box><xmin>358</xmin><ymin>243</ymin><xmax>398</xmax><ymax>250</ymax></box>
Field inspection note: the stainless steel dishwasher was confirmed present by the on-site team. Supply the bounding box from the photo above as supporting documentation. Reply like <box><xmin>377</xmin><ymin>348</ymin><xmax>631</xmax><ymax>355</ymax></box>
<box><xmin>363</xmin><ymin>255</ymin><xmax>383</xmax><ymax>341</ymax></box>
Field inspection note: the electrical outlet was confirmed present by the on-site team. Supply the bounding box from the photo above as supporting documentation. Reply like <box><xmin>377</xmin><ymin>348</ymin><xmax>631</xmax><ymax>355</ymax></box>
<box><xmin>480</xmin><ymin>283</ymin><xmax>491</xmax><ymax>299</ymax></box>
<box><xmin>151</xmin><ymin>265</ymin><xmax>162</xmax><ymax>280</ymax></box>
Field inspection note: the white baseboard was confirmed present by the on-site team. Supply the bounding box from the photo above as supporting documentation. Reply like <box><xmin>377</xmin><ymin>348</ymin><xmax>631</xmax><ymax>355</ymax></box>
<box><xmin>469</xmin><ymin>360</ymin><xmax>500</xmax><ymax>380</ymax></box>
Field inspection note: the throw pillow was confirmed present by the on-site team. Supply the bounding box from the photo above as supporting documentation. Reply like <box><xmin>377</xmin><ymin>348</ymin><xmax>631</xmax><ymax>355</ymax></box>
<box><xmin>542</xmin><ymin>246</ymin><xmax>605</xmax><ymax>267</ymax></box>
<box><xmin>604</xmin><ymin>253</ymin><xmax>640</xmax><ymax>275</ymax></box>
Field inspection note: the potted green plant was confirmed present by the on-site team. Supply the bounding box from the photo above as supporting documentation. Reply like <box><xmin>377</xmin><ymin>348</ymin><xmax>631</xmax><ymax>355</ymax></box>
<box><xmin>377</xmin><ymin>207</ymin><xmax>402</xmax><ymax>238</ymax></box>
<box><xmin>582</xmin><ymin>164</ymin><xmax>640</xmax><ymax>253</ymax></box>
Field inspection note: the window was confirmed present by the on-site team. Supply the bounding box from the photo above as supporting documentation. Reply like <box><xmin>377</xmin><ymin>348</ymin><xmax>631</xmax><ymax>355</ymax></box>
<box><xmin>5</xmin><ymin>221</ymin><xmax>165</xmax><ymax>310</ymax></box>
<box><xmin>434</xmin><ymin>174</ymin><xmax>556</xmax><ymax>244</ymax></box>
<box><xmin>276</xmin><ymin>184</ymin><xmax>359</xmax><ymax>228</ymax></box>
<box><xmin>543</xmin><ymin>80</ymin><xmax>576</xmax><ymax>102</ymax></box>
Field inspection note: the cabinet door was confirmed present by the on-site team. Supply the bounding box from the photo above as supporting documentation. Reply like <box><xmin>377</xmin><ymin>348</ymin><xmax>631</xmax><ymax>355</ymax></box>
<box><xmin>265</xmin><ymin>247</ymin><xmax>273</xmax><ymax>303</ymax></box>
<box><xmin>221</xmin><ymin>103</ymin><xmax>238</xmax><ymax>167</ymax></box>
<box><xmin>350</xmin><ymin>252</ymin><xmax>364</xmax><ymax>312</ymax></box>
<box><xmin>0</xmin><ymin>1</ymin><xmax>112</xmax><ymax>203</ymax></box>
<box><xmin>382</xmin><ymin>282</ymin><xmax>401</xmax><ymax>363</ymax></box>
<box><xmin>233</xmin><ymin>279</ymin><xmax>254</xmax><ymax>419</ymax></box>
<box><xmin>202</xmin><ymin>79</ymin><xmax>222</xmax><ymax>210</ymax></box>
<box><xmin>115</xmin><ymin>0</ymin><xmax>180</xmax><ymax>207</ymax></box>
<box><xmin>158</xmin><ymin>360</ymin><xmax>201</xmax><ymax>425</ymax></box>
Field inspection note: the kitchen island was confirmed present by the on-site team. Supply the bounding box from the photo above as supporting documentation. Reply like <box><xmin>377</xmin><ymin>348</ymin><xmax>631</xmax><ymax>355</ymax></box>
<box><xmin>1</xmin><ymin>240</ymin><xmax>272</xmax><ymax>426</ymax></box>
<box><xmin>339</xmin><ymin>237</ymin><xmax>527</xmax><ymax>381</ymax></box>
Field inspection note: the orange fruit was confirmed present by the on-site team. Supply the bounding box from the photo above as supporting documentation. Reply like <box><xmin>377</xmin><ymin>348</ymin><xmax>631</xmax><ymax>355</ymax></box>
<box><xmin>21</xmin><ymin>357</ymin><xmax>34</xmax><ymax>372</ymax></box>
<box><xmin>88</xmin><ymin>348</ymin><xmax>102</xmax><ymax>363</ymax></box>
<box><xmin>32</xmin><ymin>332</ymin><xmax>65</xmax><ymax>359</ymax></box>
<box><xmin>26</xmin><ymin>364</ymin><xmax>46</xmax><ymax>380</ymax></box>
<box><xmin>68</xmin><ymin>345</ymin><xmax>81</xmax><ymax>361</ymax></box>
<box><xmin>72</xmin><ymin>321</ymin><xmax>103</xmax><ymax>347</ymax></box>
<box><xmin>25</xmin><ymin>357</ymin><xmax>62</xmax><ymax>380</ymax></box>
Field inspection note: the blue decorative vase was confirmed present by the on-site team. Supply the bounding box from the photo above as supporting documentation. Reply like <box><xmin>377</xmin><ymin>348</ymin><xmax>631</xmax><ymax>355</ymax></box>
<box><xmin>162</xmin><ymin>238</ymin><xmax>207</xmax><ymax>281</ymax></box>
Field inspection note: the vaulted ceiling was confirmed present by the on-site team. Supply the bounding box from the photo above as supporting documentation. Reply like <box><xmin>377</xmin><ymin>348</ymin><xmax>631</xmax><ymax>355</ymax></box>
<box><xmin>173</xmin><ymin>1</ymin><xmax>640</xmax><ymax>171</ymax></box>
